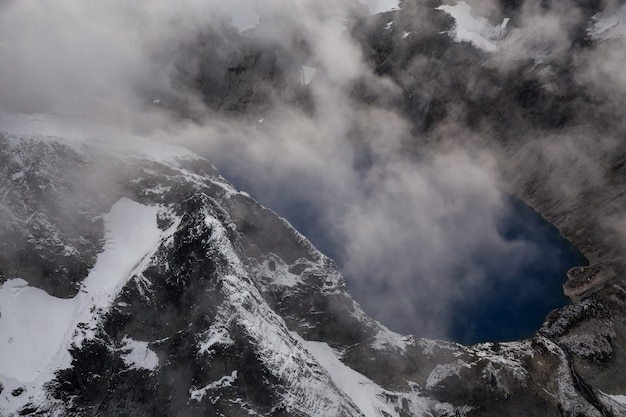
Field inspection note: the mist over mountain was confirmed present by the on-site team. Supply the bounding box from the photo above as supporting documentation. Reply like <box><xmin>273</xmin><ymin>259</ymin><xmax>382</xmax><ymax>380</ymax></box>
<box><xmin>0</xmin><ymin>0</ymin><xmax>625</xmax><ymax>416</ymax></box>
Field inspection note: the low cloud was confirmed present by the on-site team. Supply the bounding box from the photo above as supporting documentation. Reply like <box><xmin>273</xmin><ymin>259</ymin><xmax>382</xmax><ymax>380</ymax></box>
<box><xmin>1</xmin><ymin>0</ymin><xmax>624</xmax><ymax>342</ymax></box>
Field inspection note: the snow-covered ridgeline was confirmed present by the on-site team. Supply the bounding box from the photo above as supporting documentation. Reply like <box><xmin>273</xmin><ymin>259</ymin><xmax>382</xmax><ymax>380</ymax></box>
<box><xmin>194</xmin><ymin>210</ymin><xmax>363</xmax><ymax>415</ymax></box>
<box><xmin>0</xmin><ymin>113</ymin><xmax>363</xmax><ymax>415</ymax></box>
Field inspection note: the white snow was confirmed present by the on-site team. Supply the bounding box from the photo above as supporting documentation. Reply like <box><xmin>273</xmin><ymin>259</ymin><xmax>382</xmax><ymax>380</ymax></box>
<box><xmin>79</xmin><ymin>198</ymin><xmax>162</xmax><ymax>297</ymax></box>
<box><xmin>426</xmin><ymin>361</ymin><xmax>467</xmax><ymax>389</ymax></box>
<box><xmin>437</xmin><ymin>2</ymin><xmax>508</xmax><ymax>52</ymax></box>
<box><xmin>198</xmin><ymin>325</ymin><xmax>235</xmax><ymax>355</ymax></box>
<box><xmin>302</xmin><ymin>65</ymin><xmax>317</xmax><ymax>85</ymax></box>
<box><xmin>120</xmin><ymin>337</ymin><xmax>159</xmax><ymax>371</ymax></box>
<box><xmin>292</xmin><ymin>332</ymin><xmax>399</xmax><ymax>417</ymax></box>
<box><xmin>256</xmin><ymin>257</ymin><xmax>303</xmax><ymax>288</ymax></box>
<box><xmin>0</xmin><ymin>279</ymin><xmax>76</xmax><ymax>382</ymax></box>
<box><xmin>611</xmin><ymin>395</ymin><xmax>626</xmax><ymax>405</ymax></box>
<box><xmin>0</xmin><ymin>198</ymin><xmax>165</xmax><ymax>415</ymax></box>
<box><xmin>469</xmin><ymin>341</ymin><xmax>529</xmax><ymax>382</ymax></box>
<box><xmin>189</xmin><ymin>371</ymin><xmax>238</xmax><ymax>402</ymax></box>
<box><xmin>600</xmin><ymin>391</ymin><xmax>626</xmax><ymax>406</ymax></box>
<box><xmin>370</xmin><ymin>326</ymin><xmax>408</xmax><ymax>352</ymax></box>
<box><xmin>194</xmin><ymin>212</ymin><xmax>362</xmax><ymax>416</ymax></box>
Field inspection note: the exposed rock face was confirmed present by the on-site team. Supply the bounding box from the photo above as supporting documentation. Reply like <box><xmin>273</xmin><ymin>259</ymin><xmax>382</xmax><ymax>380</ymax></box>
<box><xmin>165</xmin><ymin>23</ymin><xmax>312</xmax><ymax>121</ymax></box>
<box><xmin>0</xmin><ymin>115</ymin><xmax>622</xmax><ymax>417</ymax></box>
<box><xmin>345</xmin><ymin>1</ymin><xmax>626</xmax><ymax>412</ymax></box>
<box><xmin>0</xmin><ymin>124</ymin><xmax>415</xmax><ymax>416</ymax></box>
<box><xmin>0</xmin><ymin>136</ymin><xmax>106</xmax><ymax>298</ymax></box>
<box><xmin>1</xmin><ymin>0</ymin><xmax>626</xmax><ymax>416</ymax></box>
<box><xmin>168</xmin><ymin>0</ymin><xmax>626</xmax><ymax>413</ymax></box>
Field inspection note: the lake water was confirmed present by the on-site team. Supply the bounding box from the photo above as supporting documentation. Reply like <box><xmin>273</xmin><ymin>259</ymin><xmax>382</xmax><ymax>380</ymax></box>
<box><xmin>219</xmin><ymin>169</ymin><xmax>586</xmax><ymax>345</ymax></box>
<box><xmin>446</xmin><ymin>196</ymin><xmax>587</xmax><ymax>344</ymax></box>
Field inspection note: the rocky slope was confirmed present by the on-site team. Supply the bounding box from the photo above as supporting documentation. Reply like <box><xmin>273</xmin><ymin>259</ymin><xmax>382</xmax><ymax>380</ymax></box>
<box><xmin>171</xmin><ymin>0</ymin><xmax>626</xmax><ymax>411</ymax></box>
<box><xmin>0</xmin><ymin>113</ymin><xmax>623</xmax><ymax>417</ymax></box>
<box><xmin>1</xmin><ymin>0</ymin><xmax>625</xmax><ymax>415</ymax></box>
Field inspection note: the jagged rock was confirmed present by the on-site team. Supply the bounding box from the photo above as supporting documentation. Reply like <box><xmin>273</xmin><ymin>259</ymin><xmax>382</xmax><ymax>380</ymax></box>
<box><xmin>1</xmin><ymin>0</ymin><xmax>625</xmax><ymax>414</ymax></box>
<box><xmin>0</xmin><ymin>116</ymin><xmax>619</xmax><ymax>416</ymax></box>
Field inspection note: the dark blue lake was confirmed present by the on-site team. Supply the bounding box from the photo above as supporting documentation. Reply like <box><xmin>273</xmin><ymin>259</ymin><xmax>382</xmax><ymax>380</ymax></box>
<box><xmin>446</xmin><ymin>196</ymin><xmax>587</xmax><ymax>344</ymax></box>
<box><xmin>218</xmin><ymin>167</ymin><xmax>587</xmax><ymax>345</ymax></box>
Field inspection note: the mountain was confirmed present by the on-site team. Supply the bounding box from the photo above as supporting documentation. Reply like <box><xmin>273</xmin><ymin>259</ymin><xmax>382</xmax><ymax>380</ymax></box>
<box><xmin>178</xmin><ymin>0</ymin><xmax>626</xmax><ymax>405</ymax></box>
<box><xmin>0</xmin><ymin>113</ymin><xmax>622</xmax><ymax>417</ymax></box>
<box><xmin>1</xmin><ymin>0</ymin><xmax>626</xmax><ymax>415</ymax></box>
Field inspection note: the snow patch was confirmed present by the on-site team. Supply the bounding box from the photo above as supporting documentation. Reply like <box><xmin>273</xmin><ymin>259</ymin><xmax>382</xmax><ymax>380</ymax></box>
<box><xmin>370</xmin><ymin>326</ymin><xmax>408</xmax><ymax>352</ymax></box>
<box><xmin>426</xmin><ymin>360</ymin><xmax>467</xmax><ymax>389</ymax></box>
<box><xmin>599</xmin><ymin>390</ymin><xmax>626</xmax><ymax>410</ymax></box>
<box><xmin>0</xmin><ymin>198</ymin><xmax>165</xmax><ymax>415</ymax></box>
<box><xmin>295</xmin><ymin>335</ymin><xmax>393</xmax><ymax>417</ymax></box>
<box><xmin>120</xmin><ymin>337</ymin><xmax>159</xmax><ymax>371</ymax></box>
<box><xmin>469</xmin><ymin>341</ymin><xmax>529</xmax><ymax>382</ymax></box>
<box><xmin>609</xmin><ymin>394</ymin><xmax>626</xmax><ymax>405</ymax></box>
<box><xmin>291</xmin><ymin>332</ymin><xmax>432</xmax><ymax>417</ymax></box>
<box><xmin>198</xmin><ymin>326</ymin><xmax>235</xmax><ymax>355</ymax></box>
<box><xmin>437</xmin><ymin>2</ymin><xmax>508</xmax><ymax>52</ymax></box>
<box><xmin>189</xmin><ymin>371</ymin><xmax>238</xmax><ymax>402</ymax></box>
<box><xmin>0</xmin><ymin>279</ymin><xmax>75</xmax><ymax>382</ymax></box>
<box><xmin>78</xmin><ymin>198</ymin><xmax>162</xmax><ymax>299</ymax></box>
<box><xmin>256</xmin><ymin>256</ymin><xmax>303</xmax><ymax>288</ymax></box>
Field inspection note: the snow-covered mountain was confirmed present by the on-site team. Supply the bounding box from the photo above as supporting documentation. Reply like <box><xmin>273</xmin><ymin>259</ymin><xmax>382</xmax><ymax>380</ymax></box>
<box><xmin>0</xmin><ymin>113</ymin><xmax>623</xmax><ymax>417</ymax></box>
<box><xmin>1</xmin><ymin>0</ymin><xmax>626</xmax><ymax>415</ymax></box>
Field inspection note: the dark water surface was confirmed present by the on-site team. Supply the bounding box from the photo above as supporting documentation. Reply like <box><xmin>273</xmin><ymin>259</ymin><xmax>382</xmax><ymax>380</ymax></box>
<box><xmin>219</xmin><ymin>168</ymin><xmax>587</xmax><ymax>345</ymax></box>
<box><xmin>446</xmin><ymin>197</ymin><xmax>587</xmax><ymax>344</ymax></box>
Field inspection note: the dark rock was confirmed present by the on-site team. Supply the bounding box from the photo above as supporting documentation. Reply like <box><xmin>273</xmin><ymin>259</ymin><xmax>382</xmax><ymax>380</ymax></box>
<box><xmin>10</xmin><ymin>387</ymin><xmax>24</xmax><ymax>397</ymax></box>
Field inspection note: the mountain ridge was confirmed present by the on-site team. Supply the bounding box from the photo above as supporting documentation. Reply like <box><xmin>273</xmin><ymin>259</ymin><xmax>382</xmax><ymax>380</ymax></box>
<box><xmin>0</xmin><ymin>113</ymin><xmax>623</xmax><ymax>416</ymax></box>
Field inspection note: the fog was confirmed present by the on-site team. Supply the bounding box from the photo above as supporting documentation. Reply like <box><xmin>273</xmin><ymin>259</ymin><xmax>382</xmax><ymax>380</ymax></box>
<box><xmin>0</xmin><ymin>0</ymin><xmax>624</xmax><ymax>342</ymax></box>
